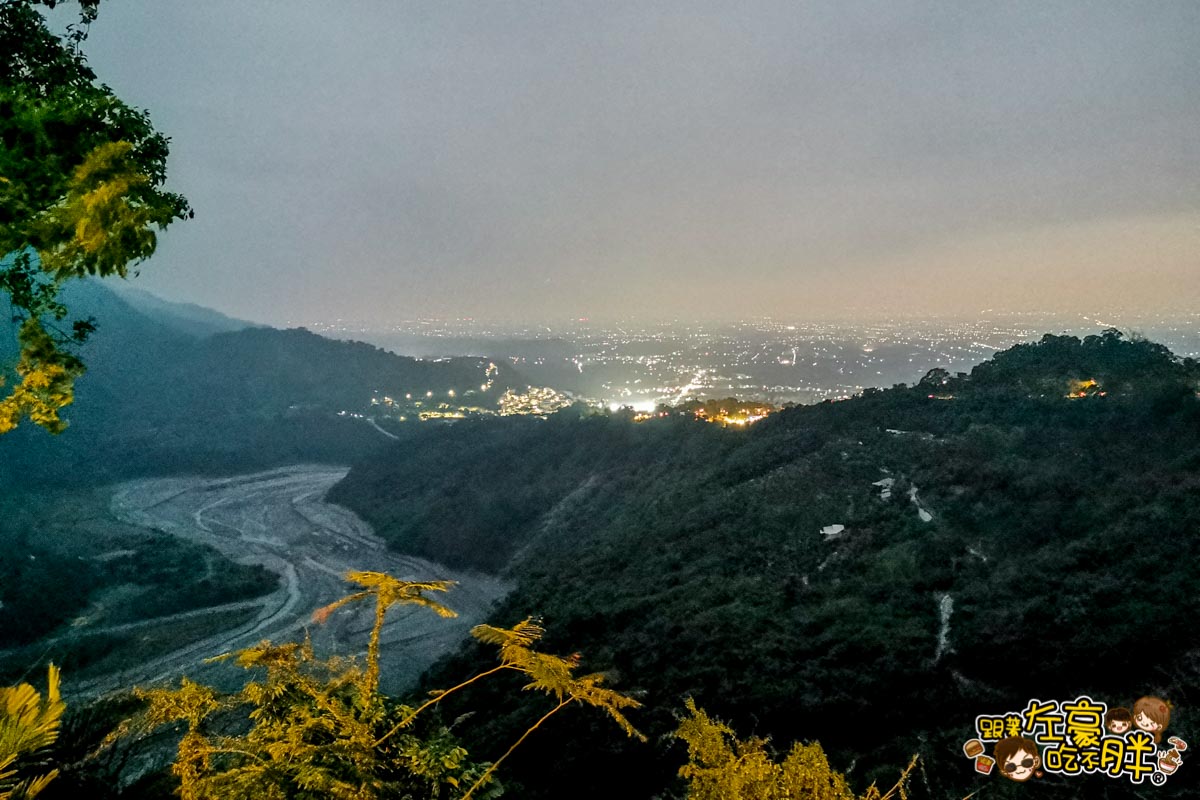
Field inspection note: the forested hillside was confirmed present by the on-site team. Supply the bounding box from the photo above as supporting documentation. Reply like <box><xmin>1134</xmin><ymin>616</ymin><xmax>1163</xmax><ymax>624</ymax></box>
<box><xmin>0</xmin><ymin>488</ymin><xmax>277</xmax><ymax>679</ymax></box>
<box><xmin>0</xmin><ymin>281</ymin><xmax>528</xmax><ymax>485</ymax></box>
<box><xmin>331</xmin><ymin>331</ymin><xmax>1200</xmax><ymax>799</ymax></box>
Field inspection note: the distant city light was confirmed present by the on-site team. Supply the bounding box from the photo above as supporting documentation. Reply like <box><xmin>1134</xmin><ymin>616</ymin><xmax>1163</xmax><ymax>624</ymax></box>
<box><xmin>319</xmin><ymin>314</ymin><xmax>1200</xmax><ymax>414</ymax></box>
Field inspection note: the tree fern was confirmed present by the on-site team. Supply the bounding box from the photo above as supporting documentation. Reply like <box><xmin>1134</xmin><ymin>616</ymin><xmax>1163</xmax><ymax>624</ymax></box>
<box><xmin>311</xmin><ymin>572</ymin><xmax>457</xmax><ymax>696</ymax></box>
<box><xmin>471</xmin><ymin>618</ymin><xmax>644</xmax><ymax>738</ymax></box>
<box><xmin>455</xmin><ymin>618</ymin><xmax>646</xmax><ymax>800</ymax></box>
<box><xmin>108</xmin><ymin>572</ymin><xmax>644</xmax><ymax>799</ymax></box>
<box><xmin>106</xmin><ymin>575</ymin><xmax>481</xmax><ymax>800</ymax></box>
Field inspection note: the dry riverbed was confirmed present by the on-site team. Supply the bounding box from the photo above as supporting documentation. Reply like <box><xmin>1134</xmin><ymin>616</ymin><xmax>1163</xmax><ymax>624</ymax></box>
<box><xmin>68</xmin><ymin>464</ymin><xmax>509</xmax><ymax>698</ymax></box>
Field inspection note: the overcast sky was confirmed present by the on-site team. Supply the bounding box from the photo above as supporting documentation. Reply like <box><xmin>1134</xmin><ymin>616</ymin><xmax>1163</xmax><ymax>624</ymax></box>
<box><xmin>64</xmin><ymin>1</ymin><xmax>1200</xmax><ymax>325</ymax></box>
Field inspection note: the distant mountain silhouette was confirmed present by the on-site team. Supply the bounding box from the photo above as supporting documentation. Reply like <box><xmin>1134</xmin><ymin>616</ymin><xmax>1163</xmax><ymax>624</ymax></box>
<box><xmin>145</xmin><ymin>325</ymin><xmax>527</xmax><ymax>422</ymax></box>
<box><xmin>106</xmin><ymin>282</ymin><xmax>259</xmax><ymax>338</ymax></box>
<box><xmin>0</xmin><ymin>282</ymin><xmax>529</xmax><ymax>484</ymax></box>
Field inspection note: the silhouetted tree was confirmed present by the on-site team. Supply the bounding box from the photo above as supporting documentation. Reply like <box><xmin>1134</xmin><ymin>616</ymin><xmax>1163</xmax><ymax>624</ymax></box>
<box><xmin>1</xmin><ymin>0</ymin><xmax>190</xmax><ymax>434</ymax></box>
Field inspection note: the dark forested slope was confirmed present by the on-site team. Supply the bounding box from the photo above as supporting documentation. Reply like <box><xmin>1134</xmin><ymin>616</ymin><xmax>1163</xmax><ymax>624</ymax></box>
<box><xmin>0</xmin><ymin>282</ymin><xmax>528</xmax><ymax>485</ymax></box>
<box><xmin>330</xmin><ymin>331</ymin><xmax>1200</xmax><ymax>800</ymax></box>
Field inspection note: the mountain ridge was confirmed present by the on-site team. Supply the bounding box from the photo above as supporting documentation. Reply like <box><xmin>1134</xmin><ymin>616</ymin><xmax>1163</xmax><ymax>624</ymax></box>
<box><xmin>0</xmin><ymin>281</ymin><xmax>531</xmax><ymax>485</ymax></box>
<box><xmin>328</xmin><ymin>331</ymin><xmax>1200</xmax><ymax>799</ymax></box>
<box><xmin>106</xmin><ymin>282</ymin><xmax>260</xmax><ymax>338</ymax></box>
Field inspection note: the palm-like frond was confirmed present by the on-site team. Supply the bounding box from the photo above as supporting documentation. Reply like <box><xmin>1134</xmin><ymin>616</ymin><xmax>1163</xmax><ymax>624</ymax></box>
<box><xmin>0</xmin><ymin>666</ymin><xmax>65</xmax><ymax>800</ymax></box>
<box><xmin>314</xmin><ymin>575</ymin><xmax>458</xmax><ymax>626</ymax></box>
<box><xmin>457</xmin><ymin>620</ymin><xmax>645</xmax><ymax>799</ymax></box>
<box><xmin>4</xmin><ymin>769</ymin><xmax>59</xmax><ymax>800</ymax></box>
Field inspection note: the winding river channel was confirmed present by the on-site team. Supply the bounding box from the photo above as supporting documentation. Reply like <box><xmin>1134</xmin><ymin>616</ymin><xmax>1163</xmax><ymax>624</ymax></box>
<box><xmin>68</xmin><ymin>464</ymin><xmax>509</xmax><ymax>698</ymax></box>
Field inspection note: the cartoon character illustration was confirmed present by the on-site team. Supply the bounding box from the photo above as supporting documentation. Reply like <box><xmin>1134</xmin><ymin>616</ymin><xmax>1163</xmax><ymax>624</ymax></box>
<box><xmin>1158</xmin><ymin>748</ymin><xmax>1182</xmax><ymax>776</ymax></box>
<box><xmin>994</xmin><ymin>736</ymin><xmax>1042</xmax><ymax>782</ymax></box>
<box><xmin>1105</xmin><ymin>706</ymin><xmax>1133</xmax><ymax>734</ymax></box>
<box><xmin>1133</xmin><ymin>696</ymin><xmax>1171</xmax><ymax>743</ymax></box>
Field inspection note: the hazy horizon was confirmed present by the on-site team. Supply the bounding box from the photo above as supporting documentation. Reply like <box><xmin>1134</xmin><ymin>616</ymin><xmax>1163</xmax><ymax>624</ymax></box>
<box><xmin>110</xmin><ymin>276</ymin><xmax>1200</xmax><ymax>335</ymax></box>
<box><xmin>59</xmin><ymin>1</ymin><xmax>1200</xmax><ymax>326</ymax></box>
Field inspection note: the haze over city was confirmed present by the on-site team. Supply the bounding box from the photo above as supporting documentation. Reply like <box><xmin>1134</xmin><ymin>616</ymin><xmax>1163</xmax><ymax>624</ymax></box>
<box><xmin>60</xmin><ymin>0</ymin><xmax>1200</xmax><ymax>326</ymax></box>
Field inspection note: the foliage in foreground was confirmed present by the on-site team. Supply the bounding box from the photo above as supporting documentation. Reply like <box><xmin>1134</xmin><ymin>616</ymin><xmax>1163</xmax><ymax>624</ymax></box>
<box><xmin>4</xmin><ymin>572</ymin><xmax>918</xmax><ymax>799</ymax></box>
<box><xmin>1</xmin><ymin>0</ymin><xmax>191</xmax><ymax>434</ymax></box>
<box><xmin>358</xmin><ymin>332</ymin><xmax>1199</xmax><ymax>798</ymax></box>
<box><xmin>0</xmin><ymin>665</ymin><xmax>63</xmax><ymax>800</ymax></box>
<box><xmin>109</xmin><ymin>573</ymin><xmax>644</xmax><ymax>800</ymax></box>
<box><xmin>676</xmin><ymin>698</ymin><xmax>916</xmax><ymax>800</ymax></box>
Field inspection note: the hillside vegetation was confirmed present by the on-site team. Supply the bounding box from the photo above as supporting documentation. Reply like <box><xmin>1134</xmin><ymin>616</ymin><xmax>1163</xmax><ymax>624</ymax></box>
<box><xmin>0</xmin><ymin>488</ymin><xmax>276</xmax><ymax>680</ymax></box>
<box><xmin>0</xmin><ymin>281</ymin><xmax>527</xmax><ymax>485</ymax></box>
<box><xmin>330</xmin><ymin>331</ymin><xmax>1200</xmax><ymax>799</ymax></box>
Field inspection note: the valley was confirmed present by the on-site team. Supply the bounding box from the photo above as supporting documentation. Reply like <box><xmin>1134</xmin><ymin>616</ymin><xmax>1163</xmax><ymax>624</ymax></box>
<box><xmin>69</xmin><ymin>465</ymin><xmax>510</xmax><ymax>697</ymax></box>
<box><xmin>4</xmin><ymin>6</ymin><xmax>1197</xmax><ymax>797</ymax></box>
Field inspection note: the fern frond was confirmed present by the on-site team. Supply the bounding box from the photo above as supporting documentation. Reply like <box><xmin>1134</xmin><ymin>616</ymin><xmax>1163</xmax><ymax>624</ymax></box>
<box><xmin>675</xmin><ymin>699</ymin><xmax>914</xmax><ymax>800</ymax></box>
<box><xmin>235</xmin><ymin>640</ymin><xmax>307</xmax><ymax>669</ymax></box>
<box><xmin>470</xmin><ymin>617</ymin><xmax>545</xmax><ymax>650</ymax></box>
<box><xmin>519</xmin><ymin>652</ymin><xmax>576</xmax><ymax>698</ymax></box>
<box><xmin>41</xmin><ymin>668</ymin><xmax>58</xmax><ymax>712</ymax></box>
<box><xmin>312</xmin><ymin>591</ymin><xmax>372</xmax><ymax>625</ymax></box>
<box><xmin>344</xmin><ymin>571</ymin><xmax>456</xmax><ymax>604</ymax></box>
<box><xmin>472</xmin><ymin>619</ymin><xmax>645</xmax><ymax>743</ymax></box>
<box><xmin>134</xmin><ymin>678</ymin><xmax>222</xmax><ymax>730</ymax></box>
<box><xmin>561</xmin><ymin>673</ymin><xmax>645</xmax><ymax>742</ymax></box>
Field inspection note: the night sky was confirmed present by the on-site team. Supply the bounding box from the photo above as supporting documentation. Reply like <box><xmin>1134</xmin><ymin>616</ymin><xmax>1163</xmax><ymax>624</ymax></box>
<box><xmin>61</xmin><ymin>1</ymin><xmax>1200</xmax><ymax>324</ymax></box>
